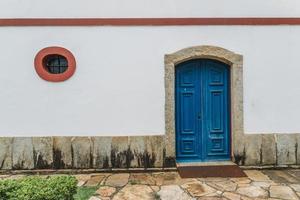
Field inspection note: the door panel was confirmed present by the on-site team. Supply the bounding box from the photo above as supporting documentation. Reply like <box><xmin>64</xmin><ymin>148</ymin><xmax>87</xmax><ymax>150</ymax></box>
<box><xmin>210</xmin><ymin>90</ymin><xmax>224</xmax><ymax>132</ymax></box>
<box><xmin>181</xmin><ymin>92</ymin><xmax>196</xmax><ymax>135</ymax></box>
<box><xmin>176</xmin><ymin>59</ymin><xmax>230</xmax><ymax>162</ymax></box>
<box><xmin>204</xmin><ymin>60</ymin><xmax>230</xmax><ymax>160</ymax></box>
<box><xmin>176</xmin><ymin>62</ymin><xmax>200</xmax><ymax>159</ymax></box>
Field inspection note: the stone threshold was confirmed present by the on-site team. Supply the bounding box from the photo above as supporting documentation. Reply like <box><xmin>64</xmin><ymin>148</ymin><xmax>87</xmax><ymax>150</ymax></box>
<box><xmin>176</xmin><ymin>161</ymin><xmax>236</xmax><ymax>167</ymax></box>
<box><xmin>177</xmin><ymin>161</ymin><xmax>246</xmax><ymax>178</ymax></box>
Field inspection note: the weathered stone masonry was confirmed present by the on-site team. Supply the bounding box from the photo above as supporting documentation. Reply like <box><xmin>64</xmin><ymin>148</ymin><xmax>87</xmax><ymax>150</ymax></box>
<box><xmin>1</xmin><ymin>46</ymin><xmax>300</xmax><ymax>170</ymax></box>
<box><xmin>239</xmin><ymin>134</ymin><xmax>300</xmax><ymax>167</ymax></box>
<box><xmin>0</xmin><ymin>134</ymin><xmax>299</xmax><ymax>170</ymax></box>
<box><xmin>0</xmin><ymin>136</ymin><xmax>169</xmax><ymax>170</ymax></box>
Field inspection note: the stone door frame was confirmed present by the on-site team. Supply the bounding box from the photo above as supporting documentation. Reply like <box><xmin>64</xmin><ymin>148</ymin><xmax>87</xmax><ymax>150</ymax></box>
<box><xmin>164</xmin><ymin>45</ymin><xmax>244</xmax><ymax>161</ymax></box>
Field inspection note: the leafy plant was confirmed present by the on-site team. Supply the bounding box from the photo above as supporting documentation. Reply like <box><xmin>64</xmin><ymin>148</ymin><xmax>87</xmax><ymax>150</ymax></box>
<box><xmin>0</xmin><ymin>176</ymin><xmax>77</xmax><ymax>200</ymax></box>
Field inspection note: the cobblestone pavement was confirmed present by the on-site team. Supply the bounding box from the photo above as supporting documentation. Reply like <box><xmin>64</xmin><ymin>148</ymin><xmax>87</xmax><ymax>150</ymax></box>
<box><xmin>2</xmin><ymin>169</ymin><xmax>300</xmax><ymax>200</ymax></box>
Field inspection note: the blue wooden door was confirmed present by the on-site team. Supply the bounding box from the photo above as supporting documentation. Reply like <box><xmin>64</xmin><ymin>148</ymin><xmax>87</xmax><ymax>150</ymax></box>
<box><xmin>175</xmin><ymin>59</ymin><xmax>230</xmax><ymax>162</ymax></box>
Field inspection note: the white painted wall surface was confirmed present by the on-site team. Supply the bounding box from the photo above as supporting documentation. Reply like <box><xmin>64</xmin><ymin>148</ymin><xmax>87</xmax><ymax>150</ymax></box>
<box><xmin>0</xmin><ymin>26</ymin><xmax>300</xmax><ymax>136</ymax></box>
<box><xmin>0</xmin><ymin>0</ymin><xmax>300</xmax><ymax>18</ymax></box>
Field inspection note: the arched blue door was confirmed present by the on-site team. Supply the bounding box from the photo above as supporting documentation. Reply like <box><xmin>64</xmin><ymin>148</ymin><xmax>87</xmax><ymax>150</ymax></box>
<box><xmin>175</xmin><ymin>59</ymin><xmax>230</xmax><ymax>162</ymax></box>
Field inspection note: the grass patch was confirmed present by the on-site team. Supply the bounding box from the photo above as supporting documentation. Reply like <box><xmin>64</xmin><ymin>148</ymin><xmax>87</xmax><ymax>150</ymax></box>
<box><xmin>74</xmin><ymin>186</ymin><xmax>98</xmax><ymax>200</ymax></box>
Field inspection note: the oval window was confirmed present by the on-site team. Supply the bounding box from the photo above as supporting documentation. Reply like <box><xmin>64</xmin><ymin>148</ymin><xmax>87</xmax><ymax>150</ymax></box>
<box><xmin>43</xmin><ymin>54</ymin><xmax>68</xmax><ymax>74</ymax></box>
<box><xmin>35</xmin><ymin>47</ymin><xmax>76</xmax><ymax>82</ymax></box>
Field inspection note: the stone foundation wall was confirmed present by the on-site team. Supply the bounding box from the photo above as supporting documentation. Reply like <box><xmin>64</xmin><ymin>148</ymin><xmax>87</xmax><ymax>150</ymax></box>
<box><xmin>234</xmin><ymin>134</ymin><xmax>300</xmax><ymax>167</ymax></box>
<box><xmin>0</xmin><ymin>136</ymin><xmax>175</xmax><ymax>170</ymax></box>
<box><xmin>0</xmin><ymin>133</ymin><xmax>299</xmax><ymax>170</ymax></box>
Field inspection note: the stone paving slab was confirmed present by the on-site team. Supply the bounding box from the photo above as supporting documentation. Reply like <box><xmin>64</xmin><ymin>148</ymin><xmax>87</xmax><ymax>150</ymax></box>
<box><xmin>2</xmin><ymin>169</ymin><xmax>300</xmax><ymax>199</ymax></box>
<box><xmin>270</xmin><ymin>185</ymin><xmax>299</xmax><ymax>200</ymax></box>
<box><xmin>105</xmin><ymin>173</ymin><xmax>129</xmax><ymax>188</ymax></box>
<box><xmin>286</xmin><ymin>170</ymin><xmax>300</xmax><ymax>180</ymax></box>
<box><xmin>85</xmin><ymin>175</ymin><xmax>106</xmax><ymax>187</ymax></box>
<box><xmin>262</xmin><ymin>170</ymin><xmax>300</xmax><ymax>183</ymax></box>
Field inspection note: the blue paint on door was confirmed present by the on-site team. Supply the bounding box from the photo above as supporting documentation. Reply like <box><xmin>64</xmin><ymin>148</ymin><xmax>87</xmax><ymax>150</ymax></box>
<box><xmin>175</xmin><ymin>59</ymin><xmax>230</xmax><ymax>162</ymax></box>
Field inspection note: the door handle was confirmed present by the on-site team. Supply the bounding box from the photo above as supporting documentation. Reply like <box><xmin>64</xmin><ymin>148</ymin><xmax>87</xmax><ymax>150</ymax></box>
<box><xmin>197</xmin><ymin>113</ymin><xmax>202</xmax><ymax>120</ymax></box>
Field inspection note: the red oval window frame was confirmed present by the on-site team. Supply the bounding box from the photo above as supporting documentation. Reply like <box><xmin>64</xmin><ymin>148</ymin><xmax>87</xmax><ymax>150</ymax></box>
<box><xmin>34</xmin><ymin>47</ymin><xmax>76</xmax><ymax>82</ymax></box>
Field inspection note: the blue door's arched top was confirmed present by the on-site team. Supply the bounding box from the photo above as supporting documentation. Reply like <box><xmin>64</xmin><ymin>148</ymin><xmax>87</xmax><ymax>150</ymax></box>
<box><xmin>175</xmin><ymin>59</ymin><xmax>230</xmax><ymax>162</ymax></box>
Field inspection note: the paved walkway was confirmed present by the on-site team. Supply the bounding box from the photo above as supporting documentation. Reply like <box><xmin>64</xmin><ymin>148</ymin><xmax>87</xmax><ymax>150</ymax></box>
<box><xmin>77</xmin><ymin>169</ymin><xmax>300</xmax><ymax>200</ymax></box>
<box><xmin>3</xmin><ymin>169</ymin><xmax>300</xmax><ymax>199</ymax></box>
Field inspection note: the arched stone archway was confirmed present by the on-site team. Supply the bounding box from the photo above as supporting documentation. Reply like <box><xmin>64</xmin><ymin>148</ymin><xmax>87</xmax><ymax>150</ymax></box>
<box><xmin>164</xmin><ymin>45</ymin><xmax>244</xmax><ymax>162</ymax></box>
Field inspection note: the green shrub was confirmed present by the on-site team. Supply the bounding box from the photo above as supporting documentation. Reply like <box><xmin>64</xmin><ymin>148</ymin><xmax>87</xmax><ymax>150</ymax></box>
<box><xmin>0</xmin><ymin>176</ymin><xmax>78</xmax><ymax>200</ymax></box>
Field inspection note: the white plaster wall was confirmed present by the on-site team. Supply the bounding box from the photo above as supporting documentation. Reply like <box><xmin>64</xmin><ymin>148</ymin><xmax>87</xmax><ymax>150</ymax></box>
<box><xmin>0</xmin><ymin>26</ymin><xmax>300</xmax><ymax>136</ymax></box>
<box><xmin>0</xmin><ymin>0</ymin><xmax>300</xmax><ymax>18</ymax></box>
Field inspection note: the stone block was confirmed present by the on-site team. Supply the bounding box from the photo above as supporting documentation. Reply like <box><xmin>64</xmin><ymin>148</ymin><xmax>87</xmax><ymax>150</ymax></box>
<box><xmin>111</xmin><ymin>137</ymin><xmax>129</xmax><ymax>168</ymax></box>
<box><xmin>276</xmin><ymin>134</ymin><xmax>297</xmax><ymax>165</ymax></box>
<box><xmin>0</xmin><ymin>138</ymin><xmax>12</xmax><ymax>169</ymax></box>
<box><xmin>128</xmin><ymin>136</ymin><xmax>145</xmax><ymax>168</ymax></box>
<box><xmin>72</xmin><ymin>137</ymin><xmax>92</xmax><ymax>169</ymax></box>
<box><xmin>232</xmin><ymin>130</ymin><xmax>246</xmax><ymax>166</ymax></box>
<box><xmin>32</xmin><ymin>137</ymin><xmax>53</xmax><ymax>169</ymax></box>
<box><xmin>53</xmin><ymin>137</ymin><xmax>72</xmax><ymax>169</ymax></box>
<box><xmin>244</xmin><ymin>134</ymin><xmax>262</xmax><ymax>166</ymax></box>
<box><xmin>92</xmin><ymin>137</ymin><xmax>112</xmax><ymax>169</ymax></box>
<box><xmin>261</xmin><ymin>134</ymin><xmax>276</xmax><ymax>165</ymax></box>
<box><xmin>296</xmin><ymin>134</ymin><xmax>300</xmax><ymax>165</ymax></box>
<box><xmin>146</xmin><ymin>136</ymin><xmax>164</xmax><ymax>168</ymax></box>
<box><xmin>12</xmin><ymin>137</ymin><xmax>34</xmax><ymax>169</ymax></box>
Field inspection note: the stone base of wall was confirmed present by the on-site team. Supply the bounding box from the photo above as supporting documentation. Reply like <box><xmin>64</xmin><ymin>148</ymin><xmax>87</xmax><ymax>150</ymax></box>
<box><xmin>0</xmin><ymin>136</ymin><xmax>176</xmax><ymax>170</ymax></box>
<box><xmin>0</xmin><ymin>133</ymin><xmax>299</xmax><ymax>170</ymax></box>
<box><xmin>233</xmin><ymin>134</ymin><xmax>300</xmax><ymax>167</ymax></box>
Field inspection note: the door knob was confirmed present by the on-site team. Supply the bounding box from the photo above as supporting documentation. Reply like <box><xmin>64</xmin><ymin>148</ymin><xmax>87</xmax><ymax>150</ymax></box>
<box><xmin>198</xmin><ymin>114</ymin><xmax>202</xmax><ymax>119</ymax></box>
